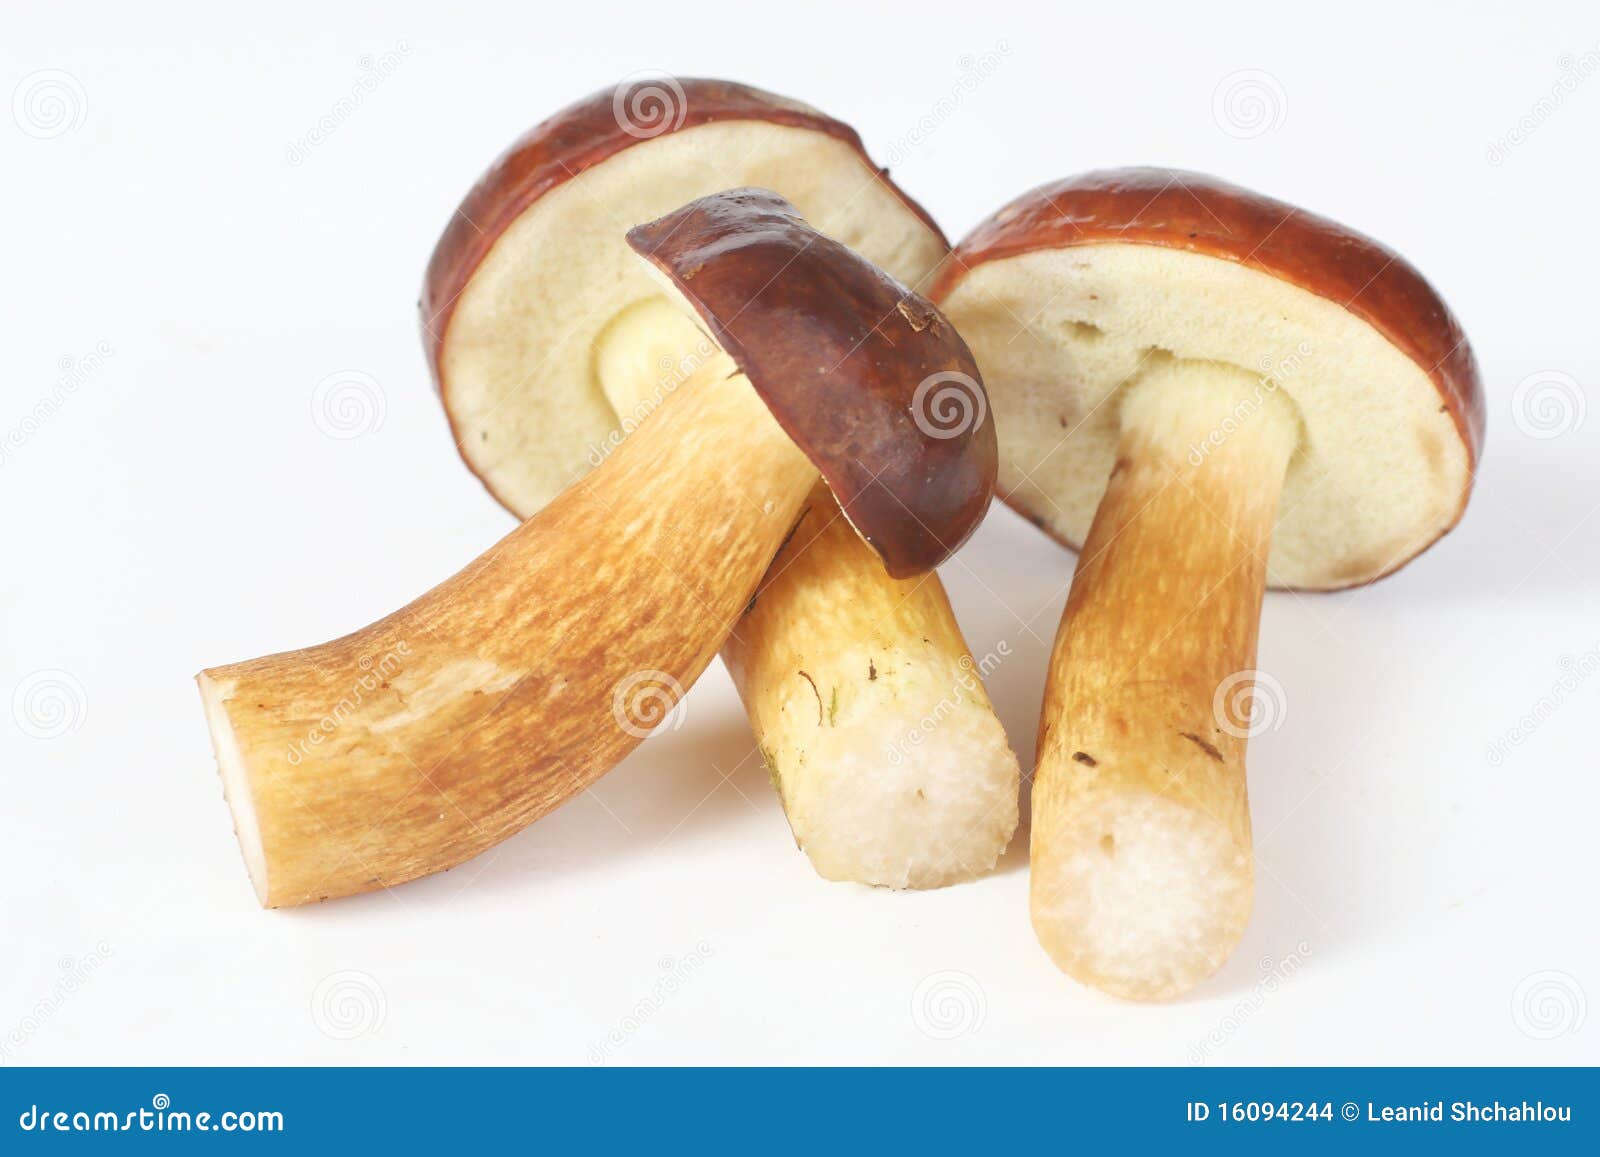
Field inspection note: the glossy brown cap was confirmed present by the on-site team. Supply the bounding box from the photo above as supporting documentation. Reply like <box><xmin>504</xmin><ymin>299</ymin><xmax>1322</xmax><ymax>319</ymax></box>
<box><xmin>629</xmin><ymin>188</ymin><xmax>997</xmax><ymax>578</ymax></box>
<box><xmin>929</xmin><ymin>167</ymin><xmax>1485</xmax><ymax>471</ymax></box>
<box><xmin>420</xmin><ymin>77</ymin><xmax>944</xmax><ymax>380</ymax></box>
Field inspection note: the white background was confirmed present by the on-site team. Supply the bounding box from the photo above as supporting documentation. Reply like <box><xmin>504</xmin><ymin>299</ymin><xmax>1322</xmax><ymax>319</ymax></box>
<box><xmin>3</xmin><ymin>0</ymin><xmax>1596</xmax><ymax>1066</ymax></box>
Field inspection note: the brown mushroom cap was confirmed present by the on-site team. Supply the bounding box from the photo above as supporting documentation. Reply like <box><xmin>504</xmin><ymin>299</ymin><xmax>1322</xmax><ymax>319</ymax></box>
<box><xmin>931</xmin><ymin>167</ymin><xmax>1485</xmax><ymax>589</ymax></box>
<box><xmin>421</xmin><ymin>78</ymin><xmax>949</xmax><ymax>521</ymax></box>
<box><xmin>629</xmin><ymin>188</ymin><xmax>996</xmax><ymax>578</ymax></box>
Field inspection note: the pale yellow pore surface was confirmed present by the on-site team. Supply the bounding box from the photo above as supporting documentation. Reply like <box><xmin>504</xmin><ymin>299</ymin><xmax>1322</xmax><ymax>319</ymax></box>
<box><xmin>441</xmin><ymin>121</ymin><xmax>948</xmax><ymax>516</ymax></box>
<box><xmin>1030</xmin><ymin>360</ymin><xmax>1298</xmax><ymax>1000</ymax></box>
<box><xmin>936</xmin><ymin>243</ymin><xmax>1470</xmax><ymax>589</ymax></box>
<box><xmin>599</xmin><ymin>302</ymin><xmax>1020</xmax><ymax>889</ymax></box>
<box><xmin>200</xmin><ymin>363</ymin><xmax>815</xmax><ymax>908</ymax></box>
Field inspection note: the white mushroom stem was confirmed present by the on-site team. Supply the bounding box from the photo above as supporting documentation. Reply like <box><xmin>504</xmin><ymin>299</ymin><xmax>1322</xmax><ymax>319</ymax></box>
<box><xmin>199</xmin><ymin>354</ymin><xmax>815</xmax><ymax>908</ymax></box>
<box><xmin>598</xmin><ymin>300</ymin><xmax>1020</xmax><ymax>888</ymax></box>
<box><xmin>1030</xmin><ymin>357</ymin><xmax>1300</xmax><ymax>999</ymax></box>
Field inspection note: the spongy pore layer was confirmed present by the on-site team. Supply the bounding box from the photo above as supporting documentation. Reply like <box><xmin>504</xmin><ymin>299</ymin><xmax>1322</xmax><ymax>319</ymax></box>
<box><xmin>440</xmin><ymin>121</ymin><xmax>947</xmax><ymax>521</ymax></box>
<box><xmin>937</xmin><ymin>242</ymin><xmax>1473</xmax><ymax>589</ymax></box>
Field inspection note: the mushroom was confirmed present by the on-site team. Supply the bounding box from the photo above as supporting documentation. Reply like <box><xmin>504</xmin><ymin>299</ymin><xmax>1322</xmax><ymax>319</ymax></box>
<box><xmin>199</xmin><ymin>188</ymin><xmax>996</xmax><ymax>907</ymax></box>
<box><xmin>423</xmin><ymin>79</ymin><xmax>1019</xmax><ymax>889</ymax></box>
<box><xmin>930</xmin><ymin>168</ymin><xmax>1483</xmax><ymax>998</ymax></box>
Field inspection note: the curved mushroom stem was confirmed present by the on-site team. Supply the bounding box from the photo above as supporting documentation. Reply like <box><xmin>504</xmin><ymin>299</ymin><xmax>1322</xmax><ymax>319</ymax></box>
<box><xmin>1030</xmin><ymin>357</ymin><xmax>1299</xmax><ymax>999</ymax></box>
<box><xmin>599</xmin><ymin>300</ymin><xmax>1020</xmax><ymax>888</ymax></box>
<box><xmin>199</xmin><ymin>357</ymin><xmax>816</xmax><ymax>907</ymax></box>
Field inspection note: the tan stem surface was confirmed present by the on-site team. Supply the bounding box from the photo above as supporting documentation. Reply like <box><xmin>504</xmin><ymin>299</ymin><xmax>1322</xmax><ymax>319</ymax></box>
<box><xmin>599</xmin><ymin>300</ymin><xmax>1019</xmax><ymax>888</ymax></box>
<box><xmin>1030</xmin><ymin>357</ymin><xmax>1299</xmax><ymax>999</ymax></box>
<box><xmin>721</xmin><ymin>484</ymin><xmax>1020</xmax><ymax>888</ymax></box>
<box><xmin>200</xmin><ymin>361</ymin><xmax>815</xmax><ymax>907</ymax></box>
